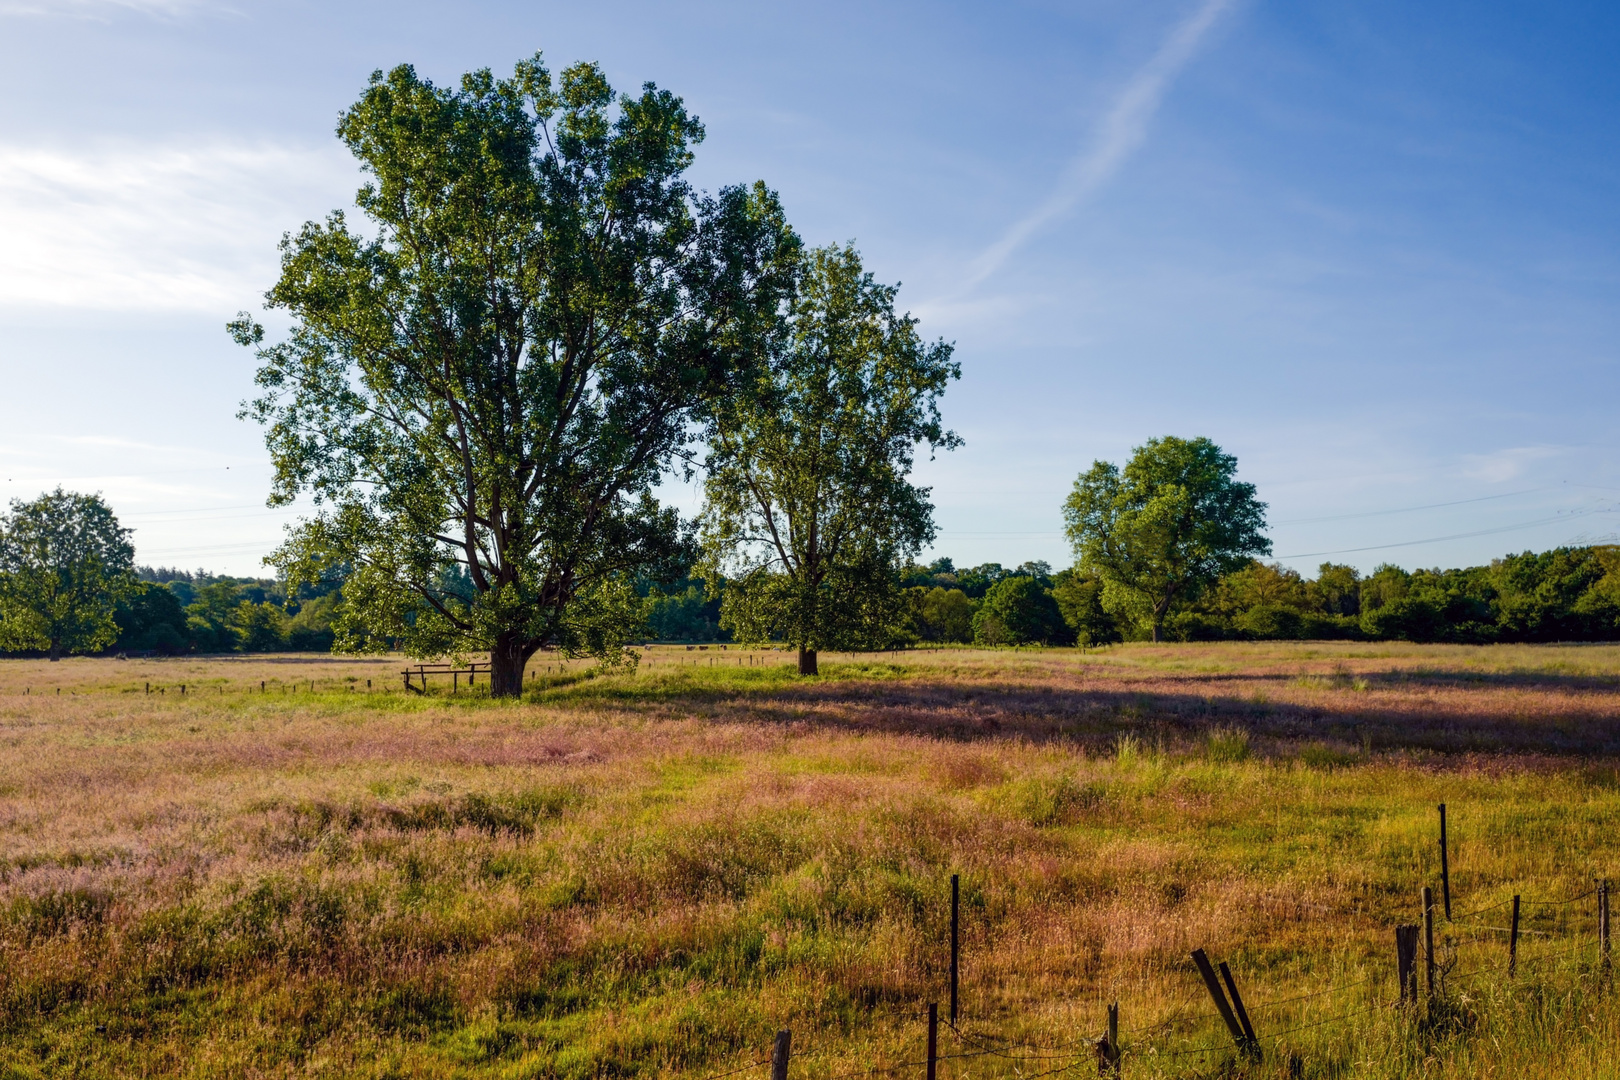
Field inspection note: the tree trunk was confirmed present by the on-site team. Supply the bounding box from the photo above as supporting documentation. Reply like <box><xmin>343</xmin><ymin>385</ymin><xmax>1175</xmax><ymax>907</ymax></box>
<box><xmin>1151</xmin><ymin>621</ymin><xmax>1161</xmax><ymax>644</ymax></box>
<box><xmin>49</xmin><ymin>638</ymin><xmax>61</xmax><ymax>662</ymax></box>
<box><xmin>797</xmin><ymin>647</ymin><xmax>818</xmax><ymax>676</ymax></box>
<box><xmin>490</xmin><ymin>633</ymin><xmax>535</xmax><ymax>698</ymax></box>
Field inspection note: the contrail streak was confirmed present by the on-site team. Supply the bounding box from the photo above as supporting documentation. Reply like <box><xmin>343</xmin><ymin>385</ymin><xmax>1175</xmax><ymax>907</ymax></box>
<box><xmin>962</xmin><ymin>0</ymin><xmax>1235</xmax><ymax>290</ymax></box>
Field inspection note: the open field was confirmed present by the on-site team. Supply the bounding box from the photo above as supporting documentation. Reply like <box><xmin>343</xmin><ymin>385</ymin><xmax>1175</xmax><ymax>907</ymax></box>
<box><xmin>2</xmin><ymin>643</ymin><xmax>1619</xmax><ymax>1078</ymax></box>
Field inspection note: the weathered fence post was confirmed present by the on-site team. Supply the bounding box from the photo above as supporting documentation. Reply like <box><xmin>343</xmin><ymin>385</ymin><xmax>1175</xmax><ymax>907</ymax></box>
<box><xmin>1218</xmin><ymin>960</ymin><xmax>1260</xmax><ymax>1059</ymax></box>
<box><xmin>1601</xmin><ymin>879</ymin><xmax>1611</xmax><ymax>975</ymax></box>
<box><xmin>1438</xmin><ymin>804</ymin><xmax>1451</xmax><ymax>921</ymax></box>
<box><xmin>1509</xmin><ymin>896</ymin><xmax>1520</xmax><ymax>977</ymax></box>
<box><xmin>771</xmin><ymin>1029</ymin><xmax>791</xmax><ymax>1080</ymax></box>
<box><xmin>926</xmin><ymin>1004</ymin><xmax>938</xmax><ymax>1080</ymax></box>
<box><xmin>1395</xmin><ymin>925</ymin><xmax>1419</xmax><ymax>1002</ymax></box>
<box><xmin>1190</xmin><ymin>949</ymin><xmax>1246</xmax><ymax>1051</ymax></box>
<box><xmin>1423</xmin><ymin>887</ymin><xmax>1437</xmax><ymax>1001</ymax></box>
<box><xmin>1094</xmin><ymin>1001</ymin><xmax>1121</xmax><ymax>1076</ymax></box>
<box><xmin>950</xmin><ymin>873</ymin><xmax>960</xmax><ymax>1025</ymax></box>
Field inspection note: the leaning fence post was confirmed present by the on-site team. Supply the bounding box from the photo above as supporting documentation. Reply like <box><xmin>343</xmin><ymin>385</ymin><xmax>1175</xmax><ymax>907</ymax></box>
<box><xmin>1601</xmin><ymin>879</ymin><xmax>1611</xmax><ymax>975</ymax></box>
<box><xmin>1509</xmin><ymin>896</ymin><xmax>1520</xmax><ymax>977</ymax></box>
<box><xmin>1395</xmin><ymin>925</ymin><xmax>1418</xmax><ymax>1002</ymax></box>
<box><xmin>1423</xmin><ymin>886</ymin><xmax>1437</xmax><ymax>1001</ymax></box>
<box><xmin>926</xmin><ymin>1004</ymin><xmax>938</xmax><ymax>1080</ymax></box>
<box><xmin>1218</xmin><ymin>961</ymin><xmax>1260</xmax><ymax>1060</ymax></box>
<box><xmin>1438</xmin><ymin>804</ymin><xmax>1451</xmax><ymax>921</ymax></box>
<box><xmin>771</xmin><ymin>1029</ymin><xmax>791</xmax><ymax>1080</ymax></box>
<box><xmin>1190</xmin><ymin>949</ymin><xmax>1246</xmax><ymax>1050</ymax></box>
<box><xmin>950</xmin><ymin>873</ymin><xmax>960</xmax><ymax>1025</ymax></box>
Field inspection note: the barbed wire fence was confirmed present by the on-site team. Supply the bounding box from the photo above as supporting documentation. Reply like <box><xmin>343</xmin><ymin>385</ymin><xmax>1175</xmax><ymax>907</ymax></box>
<box><xmin>690</xmin><ymin>804</ymin><xmax>1612</xmax><ymax>1079</ymax></box>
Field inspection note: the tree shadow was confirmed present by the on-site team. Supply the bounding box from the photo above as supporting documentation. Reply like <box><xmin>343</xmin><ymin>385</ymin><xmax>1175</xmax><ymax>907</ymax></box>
<box><xmin>645</xmin><ymin>672</ymin><xmax>1620</xmax><ymax>760</ymax></box>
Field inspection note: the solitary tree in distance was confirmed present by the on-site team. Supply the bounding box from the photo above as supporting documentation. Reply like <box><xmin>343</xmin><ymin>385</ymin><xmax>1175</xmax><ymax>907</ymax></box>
<box><xmin>0</xmin><ymin>489</ymin><xmax>135</xmax><ymax>660</ymax></box>
<box><xmin>1063</xmin><ymin>436</ymin><xmax>1269</xmax><ymax>642</ymax></box>
<box><xmin>701</xmin><ymin>244</ymin><xmax>959</xmax><ymax>674</ymax></box>
<box><xmin>233</xmin><ymin>55</ymin><xmax>799</xmax><ymax>696</ymax></box>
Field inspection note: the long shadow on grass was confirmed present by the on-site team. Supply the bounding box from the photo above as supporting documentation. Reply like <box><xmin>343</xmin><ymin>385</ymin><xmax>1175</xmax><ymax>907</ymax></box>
<box><xmin>549</xmin><ymin>664</ymin><xmax>1620</xmax><ymax>759</ymax></box>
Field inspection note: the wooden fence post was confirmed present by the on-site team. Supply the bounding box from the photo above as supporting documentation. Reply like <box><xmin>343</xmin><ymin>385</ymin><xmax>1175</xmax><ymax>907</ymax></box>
<box><xmin>1395</xmin><ymin>925</ymin><xmax>1419</xmax><ymax>1002</ymax></box>
<box><xmin>771</xmin><ymin>1029</ymin><xmax>791</xmax><ymax>1080</ymax></box>
<box><xmin>1190</xmin><ymin>949</ymin><xmax>1246</xmax><ymax>1051</ymax></box>
<box><xmin>1438</xmin><ymin>804</ymin><xmax>1451</xmax><ymax>921</ymax></box>
<box><xmin>1423</xmin><ymin>887</ymin><xmax>1437</xmax><ymax>1001</ymax></box>
<box><xmin>1509</xmin><ymin>896</ymin><xmax>1520</xmax><ymax>977</ymax></box>
<box><xmin>950</xmin><ymin>874</ymin><xmax>960</xmax><ymax>1025</ymax></box>
<box><xmin>1218</xmin><ymin>960</ymin><xmax>1260</xmax><ymax>1059</ymax></box>
<box><xmin>926</xmin><ymin>1004</ymin><xmax>938</xmax><ymax>1080</ymax></box>
<box><xmin>1095</xmin><ymin>1001</ymin><xmax>1121</xmax><ymax>1076</ymax></box>
<box><xmin>1601</xmin><ymin>879</ymin><xmax>1611</xmax><ymax>975</ymax></box>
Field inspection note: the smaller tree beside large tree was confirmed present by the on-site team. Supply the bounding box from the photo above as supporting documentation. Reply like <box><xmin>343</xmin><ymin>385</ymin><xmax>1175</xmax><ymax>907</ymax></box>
<box><xmin>0</xmin><ymin>489</ymin><xmax>135</xmax><ymax>660</ymax></box>
<box><xmin>700</xmin><ymin>244</ymin><xmax>959</xmax><ymax>674</ymax></box>
<box><xmin>1062</xmin><ymin>436</ymin><xmax>1269</xmax><ymax>642</ymax></box>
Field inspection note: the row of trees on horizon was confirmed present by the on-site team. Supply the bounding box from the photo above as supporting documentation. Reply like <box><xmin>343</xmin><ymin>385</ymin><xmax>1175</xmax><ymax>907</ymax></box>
<box><xmin>2</xmin><ymin>482</ymin><xmax>1614</xmax><ymax>659</ymax></box>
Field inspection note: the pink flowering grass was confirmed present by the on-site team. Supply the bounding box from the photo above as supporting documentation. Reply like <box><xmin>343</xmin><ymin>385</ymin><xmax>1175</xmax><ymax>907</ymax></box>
<box><xmin>0</xmin><ymin>643</ymin><xmax>1617</xmax><ymax>1077</ymax></box>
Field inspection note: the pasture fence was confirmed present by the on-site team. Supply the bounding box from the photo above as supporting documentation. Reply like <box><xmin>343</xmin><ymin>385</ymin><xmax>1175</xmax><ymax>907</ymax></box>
<box><xmin>693</xmin><ymin>806</ymin><xmax>1613</xmax><ymax>1079</ymax></box>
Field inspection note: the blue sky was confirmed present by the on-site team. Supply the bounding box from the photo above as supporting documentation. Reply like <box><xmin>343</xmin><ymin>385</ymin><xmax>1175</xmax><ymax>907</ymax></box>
<box><xmin>1</xmin><ymin>0</ymin><xmax>1617</xmax><ymax>577</ymax></box>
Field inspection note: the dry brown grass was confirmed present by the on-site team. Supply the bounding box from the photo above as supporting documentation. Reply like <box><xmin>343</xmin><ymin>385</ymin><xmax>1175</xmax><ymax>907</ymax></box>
<box><xmin>0</xmin><ymin>643</ymin><xmax>1618</xmax><ymax>1078</ymax></box>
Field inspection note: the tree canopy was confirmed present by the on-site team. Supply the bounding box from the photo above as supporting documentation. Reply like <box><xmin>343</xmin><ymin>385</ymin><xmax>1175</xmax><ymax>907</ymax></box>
<box><xmin>1063</xmin><ymin>436</ymin><xmax>1269</xmax><ymax>641</ymax></box>
<box><xmin>700</xmin><ymin>244</ymin><xmax>958</xmax><ymax>674</ymax></box>
<box><xmin>0</xmin><ymin>489</ymin><xmax>135</xmax><ymax>660</ymax></box>
<box><xmin>233</xmin><ymin>54</ymin><xmax>800</xmax><ymax>695</ymax></box>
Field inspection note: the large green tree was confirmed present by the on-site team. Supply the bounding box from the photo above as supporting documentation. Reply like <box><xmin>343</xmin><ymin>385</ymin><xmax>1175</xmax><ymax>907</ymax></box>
<box><xmin>1063</xmin><ymin>436</ymin><xmax>1269</xmax><ymax>642</ymax></box>
<box><xmin>234</xmin><ymin>55</ymin><xmax>799</xmax><ymax>696</ymax></box>
<box><xmin>0</xmin><ymin>489</ymin><xmax>135</xmax><ymax>660</ymax></box>
<box><xmin>700</xmin><ymin>244</ymin><xmax>959</xmax><ymax>675</ymax></box>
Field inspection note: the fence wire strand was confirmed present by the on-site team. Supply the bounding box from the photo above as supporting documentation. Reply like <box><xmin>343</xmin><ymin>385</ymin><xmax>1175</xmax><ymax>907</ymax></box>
<box><xmin>733</xmin><ymin>878</ymin><xmax>1606</xmax><ymax>1079</ymax></box>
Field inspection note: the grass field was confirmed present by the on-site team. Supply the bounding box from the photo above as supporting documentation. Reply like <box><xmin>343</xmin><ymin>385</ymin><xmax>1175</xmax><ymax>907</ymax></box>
<box><xmin>2</xmin><ymin>643</ymin><xmax>1619</xmax><ymax>1078</ymax></box>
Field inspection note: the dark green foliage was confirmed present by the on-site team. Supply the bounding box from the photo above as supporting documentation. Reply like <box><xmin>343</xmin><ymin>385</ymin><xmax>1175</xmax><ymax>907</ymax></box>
<box><xmin>113</xmin><ymin>582</ymin><xmax>190</xmax><ymax>655</ymax></box>
<box><xmin>1151</xmin><ymin>546</ymin><xmax>1620</xmax><ymax>643</ymax></box>
<box><xmin>972</xmin><ymin>576</ymin><xmax>1070</xmax><ymax>645</ymax></box>
<box><xmin>907</xmin><ymin>586</ymin><xmax>975</xmax><ymax>643</ymax></box>
<box><xmin>643</xmin><ymin>580</ymin><xmax>727</xmax><ymax>643</ymax></box>
<box><xmin>1050</xmin><ymin>568</ymin><xmax>1121</xmax><ymax>645</ymax></box>
<box><xmin>700</xmin><ymin>244</ymin><xmax>959</xmax><ymax>672</ymax></box>
<box><xmin>1064</xmin><ymin>436</ymin><xmax>1270</xmax><ymax>642</ymax></box>
<box><xmin>0</xmin><ymin>489</ymin><xmax>135</xmax><ymax>660</ymax></box>
<box><xmin>235</xmin><ymin>54</ymin><xmax>800</xmax><ymax>695</ymax></box>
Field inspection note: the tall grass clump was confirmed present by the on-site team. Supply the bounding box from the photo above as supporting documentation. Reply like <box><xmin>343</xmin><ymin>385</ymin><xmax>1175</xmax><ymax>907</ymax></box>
<box><xmin>1204</xmin><ymin>725</ymin><xmax>1251</xmax><ymax>763</ymax></box>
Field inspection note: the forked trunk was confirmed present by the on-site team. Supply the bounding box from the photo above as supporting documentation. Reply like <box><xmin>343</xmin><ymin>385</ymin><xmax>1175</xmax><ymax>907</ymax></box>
<box><xmin>490</xmin><ymin>633</ymin><xmax>534</xmax><ymax>698</ymax></box>
<box><xmin>797</xmin><ymin>647</ymin><xmax>818</xmax><ymax>676</ymax></box>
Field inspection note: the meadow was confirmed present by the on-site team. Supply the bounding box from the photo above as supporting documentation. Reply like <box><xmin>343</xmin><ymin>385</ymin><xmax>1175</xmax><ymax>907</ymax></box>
<box><xmin>1</xmin><ymin>642</ymin><xmax>1619</xmax><ymax>1079</ymax></box>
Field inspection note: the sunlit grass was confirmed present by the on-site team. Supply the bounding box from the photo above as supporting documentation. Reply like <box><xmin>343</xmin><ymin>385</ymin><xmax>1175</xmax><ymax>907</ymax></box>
<box><xmin>1</xmin><ymin>645</ymin><xmax>1619</xmax><ymax>1077</ymax></box>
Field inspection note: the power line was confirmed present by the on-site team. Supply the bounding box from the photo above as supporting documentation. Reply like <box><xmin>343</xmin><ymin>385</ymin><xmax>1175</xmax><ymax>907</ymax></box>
<box><xmin>1278</xmin><ymin>505</ymin><xmax>1618</xmax><ymax>559</ymax></box>
<box><xmin>1273</xmin><ymin>487</ymin><xmax>1548</xmax><ymax>525</ymax></box>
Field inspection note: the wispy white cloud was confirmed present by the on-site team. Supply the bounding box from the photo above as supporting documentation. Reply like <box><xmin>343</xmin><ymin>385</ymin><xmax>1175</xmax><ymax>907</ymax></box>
<box><xmin>1460</xmin><ymin>445</ymin><xmax>1566</xmax><ymax>484</ymax></box>
<box><xmin>0</xmin><ymin>0</ymin><xmax>224</xmax><ymax>19</ymax></box>
<box><xmin>961</xmin><ymin>0</ymin><xmax>1236</xmax><ymax>291</ymax></box>
<box><xmin>0</xmin><ymin>141</ymin><xmax>357</xmax><ymax>311</ymax></box>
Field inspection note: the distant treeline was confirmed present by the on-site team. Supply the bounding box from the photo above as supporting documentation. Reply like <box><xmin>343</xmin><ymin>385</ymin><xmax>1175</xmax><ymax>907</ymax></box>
<box><xmin>892</xmin><ymin>546</ymin><xmax>1620</xmax><ymax>645</ymax></box>
<box><xmin>21</xmin><ymin>546</ymin><xmax>1620</xmax><ymax>656</ymax></box>
<box><xmin>105</xmin><ymin>566</ymin><xmax>344</xmax><ymax>656</ymax></box>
